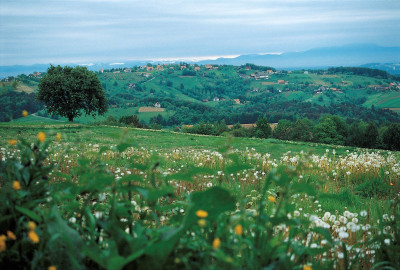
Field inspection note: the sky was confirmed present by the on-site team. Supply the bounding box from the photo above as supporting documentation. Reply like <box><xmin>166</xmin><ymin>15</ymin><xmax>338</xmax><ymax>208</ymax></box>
<box><xmin>1</xmin><ymin>0</ymin><xmax>399</xmax><ymax>65</ymax></box>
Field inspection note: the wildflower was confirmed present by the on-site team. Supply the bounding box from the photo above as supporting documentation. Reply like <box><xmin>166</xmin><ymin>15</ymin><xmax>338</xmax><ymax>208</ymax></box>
<box><xmin>28</xmin><ymin>230</ymin><xmax>39</xmax><ymax>243</ymax></box>
<box><xmin>8</xmin><ymin>139</ymin><xmax>17</xmax><ymax>146</ymax></box>
<box><xmin>7</xmin><ymin>231</ymin><xmax>16</xmax><ymax>240</ymax></box>
<box><xmin>0</xmin><ymin>235</ymin><xmax>6</xmax><ymax>252</ymax></box>
<box><xmin>48</xmin><ymin>266</ymin><xmax>57</xmax><ymax>270</ymax></box>
<box><xmin>38</xmin><ymin>132</ymin><xmax>46</xmax><ymax>142</ymax></box>
<box><xmin>27</xmin><ymin>221</ymin><xmax>36</xmax><ymax>230</ymax></box>
<box><xmin>56</xmin><ymin>133</ymin><xmax>61</xmax><ymax>141</ymax></box>
<box><xmin>196</xmin><ymin>210</ymin><xmax>208</xmax><ymax>218</ymax></box>
<box><xmin>268</xmin><ymin>195</ymin><xmax>276</xmax><ymax>203</ymax></box>
<box><xmin>13</xmin><ymin>181</ymin><xmax>21</xmax><ymax>190</ymax></box>
<box><xmin>212</xmin><ymin>238</ymin><xmax>221</xmax><ymax>249</ymax></box>
<box><xmin>390</xmin><ymin>182</ymin><xmax>394</xmax><ymax>186</ymax></box>
<box><xmin>198</xmin><ymin>219</ymin><xmax>206</xmax><ymax>227</ymax></box>
<box><xmin>234</xmin><ymin>224</ymin><xmax>243</xmax><ymax>236</ymax></box>
<box><xmin>22</xmin><ymin>110</ymin><xmax>29</xmax><ymax>117</ymax></box>
<box><xmin>303</xmin><ymin>265</ymin><xmax>312</xmax><ymax>270</ymax></box>
<box><xmin>360</xmin><ymin>210</ymin><xmax>367</xmax><ymax>217</ymax></box>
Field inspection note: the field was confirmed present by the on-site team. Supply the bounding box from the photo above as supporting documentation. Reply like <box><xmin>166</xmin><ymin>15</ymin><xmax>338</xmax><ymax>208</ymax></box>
<box><xmin>1</xmin><ymin>122</ymin><xmax>399</xmax><ymax>269</ymax></box>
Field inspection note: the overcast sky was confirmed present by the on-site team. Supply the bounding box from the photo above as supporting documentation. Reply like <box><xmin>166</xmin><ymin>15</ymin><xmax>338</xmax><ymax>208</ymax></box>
<box><xmin>1</xmin><ymin>0</ymin><xmax>399</xmax><ymax>65</ymax></box>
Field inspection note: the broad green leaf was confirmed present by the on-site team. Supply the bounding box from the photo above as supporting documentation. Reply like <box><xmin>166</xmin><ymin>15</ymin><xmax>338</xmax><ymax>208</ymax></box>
<box><xmin>15</xmin><ymin>206</ymin><xmax>42</xmax><ymax>222</ymax></box>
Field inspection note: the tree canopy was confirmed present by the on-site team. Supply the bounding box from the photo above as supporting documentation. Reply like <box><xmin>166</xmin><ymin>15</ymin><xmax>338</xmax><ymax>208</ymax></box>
<box><xmin>37</xmin><ymin>65</ymin><xmax>108</xmax><ymax>121</ymax></box>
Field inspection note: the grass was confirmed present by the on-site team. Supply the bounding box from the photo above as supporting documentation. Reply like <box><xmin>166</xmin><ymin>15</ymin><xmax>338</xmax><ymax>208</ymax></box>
<box><xmin>1</xmin><ymin>121</ymin><xmax>399</xmax><ymax>269</ymax></box>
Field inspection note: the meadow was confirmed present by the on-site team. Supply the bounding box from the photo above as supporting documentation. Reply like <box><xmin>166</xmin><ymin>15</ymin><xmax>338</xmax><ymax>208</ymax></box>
<box><xmin>0</xmin><ymin>122</ymin><xmax>399</xmax><ymax>269</ymax></box>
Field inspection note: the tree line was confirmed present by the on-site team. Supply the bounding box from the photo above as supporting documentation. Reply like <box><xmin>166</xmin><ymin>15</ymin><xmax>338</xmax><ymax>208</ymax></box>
<box><xmin>180</xmin><ymin>114</ymin><xmax>400</xmax><ymax>151</ymax></box>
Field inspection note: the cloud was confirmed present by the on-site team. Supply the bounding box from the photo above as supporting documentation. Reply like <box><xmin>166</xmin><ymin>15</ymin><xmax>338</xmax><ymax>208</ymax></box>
<box><xmin>1</xmin><ymin>0</ymin><xmax>399</xmax><ymax>65</ymax></box>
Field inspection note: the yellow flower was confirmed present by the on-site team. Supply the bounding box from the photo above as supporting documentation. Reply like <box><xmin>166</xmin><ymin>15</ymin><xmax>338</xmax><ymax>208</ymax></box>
<box><xmin>0</xmin><ymin>235</ymin><xmax>6</xmax><ymax>252</ymax></box>
<box><xmin>196</xmin><ymin>210</ymin><xmax>208</xmax><ymax>218</ymax></box>
<box><xmin>268</xmin><ymin>195</ymin><xmax>276</xmax><ymax>203</ymax></box>
<box><xmin>27</xmin><ymin>221</ymin><xmax>37</xmax><ymax>230</ymax></box>
<box><xmin>212</xmin><ymin>238</ymin><xmax>221</xmax><ymax>250</ymax></box>
<box><xmin>303</xmin><ymin>265</ymin><xmax>312</xmax><ymax>270</ymax></box>
<box><xmin>56</xmin><ymin>133</ymin><xmax>61</xmax><ymax>141</ymax></box>
<box><xmin>198</xmin><ymin>219</ymin><xmax>206</xmax><ymax>227</ymax></box>
<box><xmin>13</xmin><ymin>181</ymin><xmax>21</xmax><ymax>190</ymax></box>
<box><xmin>390</xmin><ymin>182</ymin><xmax>394</xmax><ymax>186</ymax></box>
<box><xmin>8</xmin><ymin>139</ymin><xmax>17</xmax><ymax>146</ymax></box>
<box><xmin>7</xmin><ymin>231</ymin><xmax>16</xmax><ymax>240</ymax></box>
<box><xmin>22</xmin><ymin>110</ymin><xmax>29</xmax><ymax>117</ymax></box>
<box><xmin>48</xmin><ymin>266</ymin><xmax>57</xmax><ymax>270</ymax></box>
<box><xmin>234</xmin><ymin>224</ymin><xmax>243</xmax><ymax>236</ymax></box>
<box><xmin>28</xmin><ymin>230</ymin><xmax>39</xmax><ymax>244</ymax></box>
<box><xmin>38</xmin><ymin>132</ymin><xmax>46</xmax><ymax>142</ymax></box>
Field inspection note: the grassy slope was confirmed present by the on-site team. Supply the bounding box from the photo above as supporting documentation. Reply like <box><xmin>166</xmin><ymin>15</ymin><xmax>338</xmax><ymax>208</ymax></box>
<box><xmin>1</xmin><ymin>121</ymin><xmax>398</xmax><ymax>220</ymax></box>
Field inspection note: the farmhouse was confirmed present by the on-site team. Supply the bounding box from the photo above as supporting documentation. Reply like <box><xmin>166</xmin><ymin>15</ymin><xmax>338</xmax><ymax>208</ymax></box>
<box><xmin>234</xmin><ymin>99</ymin><xmax>241</xmax><ymax>104</ymax></box>
<box><xmin>205</xmin><ymin>64</ymin><xmax>213</xmax><ymax>70</ymax></box>
<box><xmin>251</xmin><ymin>72</ymin><xmax>269</xmax><ymax>80</ymax></box>
<box><xmin>146</xmin><ymin>66</ymin><xmax>154</xmax><ymax>71</ymax></box>
<box><xmin>195</xmin><ymin>67</ymin><xmax>201</xmax><ymax>71</ymax></box>
<box><xmin>154</xmin><ymin>102</ymin><xmax>161</xmax><ymax>108</ymax></box>
<box><xmin>267</xmin><ymin>70</ymin><xmax>274</xmax><ymax>74</ymax></box>
<box><xmin>278</xmin><ymin>80</ymin><xmax>287</xmax><ymax>85</ymax></box>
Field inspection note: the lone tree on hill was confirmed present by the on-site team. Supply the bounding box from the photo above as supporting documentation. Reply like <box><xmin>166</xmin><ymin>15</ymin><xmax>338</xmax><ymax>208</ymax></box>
<box><xmin>37</xmin><ymin>65</ymin><xmax>108</xmax><ymax>122</ymax></box>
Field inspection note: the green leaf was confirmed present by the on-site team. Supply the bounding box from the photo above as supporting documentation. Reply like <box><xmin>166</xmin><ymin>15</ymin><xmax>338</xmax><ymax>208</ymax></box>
<box><xmin>291</xmin><ymin>183</ymin><xmax>316</xmax><ymax>196</ymax></box>
<box><xmin>116</xmin><ymin>143</ymin><xmax>132</xmax><ymax>153</ymax></box>
<box><xmin>189</xmin><ymin>186</ymin><xmax>236</xmax><ymax>223</ymax></box>
<box><xmin>15</xmin><ymin>206</ymin><xmax>42</xmax><ymax>222</ymax></box>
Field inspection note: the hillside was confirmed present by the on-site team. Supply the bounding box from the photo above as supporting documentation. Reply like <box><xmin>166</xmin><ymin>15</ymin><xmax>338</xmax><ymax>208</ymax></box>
<box><xmin>1</xmin><ymin>64</ymin><xmax>400</xmax><ymax>125</ymax></box>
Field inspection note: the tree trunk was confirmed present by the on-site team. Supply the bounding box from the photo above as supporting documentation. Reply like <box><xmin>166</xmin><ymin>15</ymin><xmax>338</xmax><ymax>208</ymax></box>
<box><xmin>68</xmin><ymin>115</ymin><xmax>73</xmax><ymax>122</ymax></box>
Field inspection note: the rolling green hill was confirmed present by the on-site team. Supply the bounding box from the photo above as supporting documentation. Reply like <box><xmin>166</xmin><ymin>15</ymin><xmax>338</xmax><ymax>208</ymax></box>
<box><xmin>1</xmin><ymin>64</ymin><xmax>399</xmax><ymax>125</ymax></box>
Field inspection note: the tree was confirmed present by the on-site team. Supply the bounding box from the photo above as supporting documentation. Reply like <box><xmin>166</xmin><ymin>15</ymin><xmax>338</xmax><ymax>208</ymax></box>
<box><xmin>37</xmin><ymin>65</ymin><xmax>108</xmax><ymax>121</ymax></box>
<box><xmin>254</xmin><ymin>116</ymin><xmax>272</xmax><ymax>138</ymax></box>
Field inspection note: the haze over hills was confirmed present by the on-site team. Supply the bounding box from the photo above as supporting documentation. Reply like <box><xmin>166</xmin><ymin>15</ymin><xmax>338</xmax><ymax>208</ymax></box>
<box><xmin>199</xmin><ymin>44</ymin><xmax>400</xmax><ymax>70</ymax></box>
<box><xmin>1</xmin><ymin>44</ymin><xmax>400</xmax><ymax>78</ymax></box>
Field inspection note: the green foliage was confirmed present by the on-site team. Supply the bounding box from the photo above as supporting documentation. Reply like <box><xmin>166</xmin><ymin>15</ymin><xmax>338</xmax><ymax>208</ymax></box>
<box><xmin>254</xmin><ymin>115</ymin><xmax>272</xmax><ymax>138</ymax></box>
<box><xmin>37</xmin><ymin>65</ymin><xmax>108</xmax><ymax>121</ymax></box>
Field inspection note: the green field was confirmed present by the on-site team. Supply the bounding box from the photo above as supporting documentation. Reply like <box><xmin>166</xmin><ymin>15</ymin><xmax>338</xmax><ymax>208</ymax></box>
<box><xmin>1</xmin><ymin>122</ymin><xmax>399</xmax><ymax>269</ymax></box>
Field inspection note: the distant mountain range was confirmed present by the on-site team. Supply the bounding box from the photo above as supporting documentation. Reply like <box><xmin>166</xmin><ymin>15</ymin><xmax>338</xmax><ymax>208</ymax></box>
<box><xmin>1</xmin><ymin>44</ymin><xmax>399</xmax><ymax>78</ymax></box>
<box><xmin>198</xmin><ymin>44</ymin><xmax>400</xmax><ymax>71</ymax></box>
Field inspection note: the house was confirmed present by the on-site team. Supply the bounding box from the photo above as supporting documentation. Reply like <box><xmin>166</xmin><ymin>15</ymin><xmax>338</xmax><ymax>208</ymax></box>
<box><xmin>251</xmin><ymin>72</ymin><xmax>268</xmax><ymax>80</ymax></box>
<box><xmin>4</xmin><ymin>77</ymin><xmax>9</xmax><ymax>82</ymax></box>
<box><xmin>180</xmin><ymin>65</ymin><xmax>187</xmax><ymax>70</ymax></box>
<box><xmin>111</xmin><ymin>105</ymin><xmax>118</xmax><ymax>108</ymax></box>
<box><xmin>113</xmin><ymin>71</ymin><xmax>120</xmax><ymax>74</ymax></box>
<box><xmin>205</xmin><ymin>64</ymin><xmax>213</xmax><ymax>70</ymax></box>
<box><xmin>318</xmin><ymin>86</ymin><xmax>326</xmax><ymax>91</ymax></box>
<box><xmin>154</xmin><ymin>102</ymin><xmax>161</xmax><ymax>108</ymax></box>
<box><xmin>213</xmin><ymin>97</ymin><xmax>220</xmax><ymax>102</ymax></box>
<box><xmin>202</xmin><ymin>99</ymin><xmax>209</xmax><ymax>102</ymax></box>
<box><xmin>194</xmin><ymin>67</ymin><xmax>201</xmax><ymax>71</ymax></box>
<box><xmin>245</xmin><ymin>66</ymin><xmax>251</xmax><ymax>71</ymax></box>
<box><xmin>304</xmin><ymin>71</ymin><xmax>309</xmax><ymax>74</ymax></box>
<box><xmin>99</xmin><ymin>68</ymin><xmax>104</xmax><ymax>73</ymax></box>
<box><xmin>278</xmin><ymin>80</ymin><xmax>287</xmax><ymax>85</ymax></box>
<box><xmin>233</xmin><ymin>99</ymin><xmax>240</xmax><ymax>104</ymax></box>
<box><xmin>124</xmin><ymin>68</ymin><xmax>132</xmax><ymax>73</ymax></box>
<box><xmin>128</xmin><ymin>83</ymin><xmax>135</xmax><ymax>89</ymax></box>
<box><xmin>267</xmin><ymin>70</ymin><xmax>274</xmax><ymax>74</ymax></box>
<box><xmin>169</xmin><ymin>66</ymin><xmax>175</xmax><ymax>70</ymax></box>
<box><xmin>157</xmin><ymin>65</ymin><xmax>163</xmax><ymax>70</ymax></box>
<box><xmin>143</xmin><ymin>73</ymin><xmax>151</xmax><ymax>78</ymax></box>
<box><xmin>213</xmin><ymin>66</ymin><xmax>219</xmax><ymax>70</ymax></box>
<box><xmin>146</xmin><ymin>66</ymin><xmax>154</xmax><ymax>71</ymax></box>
